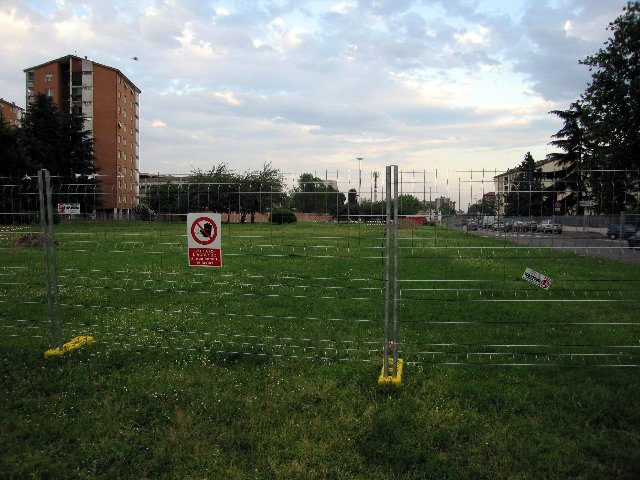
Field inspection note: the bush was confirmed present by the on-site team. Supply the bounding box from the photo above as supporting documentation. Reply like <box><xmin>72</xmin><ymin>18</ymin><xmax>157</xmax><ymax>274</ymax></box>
<box><xmin>133</xmin><ymin>203</ymin><xmax>156</xmax><ymax>221</ymax></box>
<box><xmin>269</xmin><ymin>208</ymin><xmax>297</xmax><ymax>224</ymax></box>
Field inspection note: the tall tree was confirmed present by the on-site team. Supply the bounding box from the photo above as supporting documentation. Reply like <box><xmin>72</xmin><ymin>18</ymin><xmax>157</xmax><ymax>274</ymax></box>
<box><xmin>548</xmin><ymin>103</ymin><xmax>589</xmax><ymax>213</ymax></box>
<box><xmin>579</xmin><ymin>4</ymin><xmax>640</xmax><ymax>212</ymax></box>
<box><xmin>19</xmin><ymin>94</ymin><xmax>61</xmax><ymax>174</ymax></box>
<box><xmin>239</xmin><ymin>163</ymin><xmax>286</xmax><ymax>223</ymax></box>
<box><xmin>0</xmin><ymin>115</ymin><xmax>26</xmax><ymax>177</ymax></box>
<box><xmin>292</xmin><ymin>173</ymin><xmax>345</xmax><ymax>215</ymax></box>
<box><xmin>504</xmin><ymin>152</ymin><xmax>545</xmax><ymax>216</ymax></box>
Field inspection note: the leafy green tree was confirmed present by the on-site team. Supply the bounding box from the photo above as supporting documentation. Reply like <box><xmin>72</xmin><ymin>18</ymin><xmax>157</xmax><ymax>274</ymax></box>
<box><xmin>504</xmin><ymin>152</ymin><xmax>545</xmax><ymax>216</ymax></box>
<box><xmin>143</xmin><ymin>163</ymin><xmax>287</xmax><ymax>221</ymax></box>
<box><xmin>59</xmin><ymin>108</ymin><xmax>96</xmax><ymax>179</ymax></box>
<box><xmin>579</xmin><ymin>5</ymin><xmax>640</xmax><ymax>212</ymax></box>
<box><xmin>467</xmin><ymin>196</ymin><xmax>497</xmax><ymax>215</ymax></box>
<box><xmin>0</xmin><ymin>115</ymin><xmax>26</xmax><ymax>177</ymax></box>
<box><xmin>3</xmin><ymin>93</ymin><xmax>99</xmax><ymax>216</ymax></box>
<box><xmin>292</xmin><ymin>173</ymin><xmax>345</xmax><ymax>215</ymax></box>
<box><xmin>239</xmin><ymin>164</ymin><xmax>286</xmax><ymax>223</ymax></box>
<box><xmin>397</xmin><ymin>194</ymin><xmax>422</xmax><ymax>215</ymax></box>
<box><xmin>548</xmin><ymin>103</ymin><xmax>590</xmax><ymax>214</ymax></box>
<box><xmin>18</xmin><ymin>94</ymin><xmax>61</xmax><ymax>174</ymax></box>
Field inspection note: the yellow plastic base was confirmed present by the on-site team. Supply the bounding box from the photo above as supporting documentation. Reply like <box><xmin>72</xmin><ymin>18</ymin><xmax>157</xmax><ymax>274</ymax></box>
<box><xmin>378</xmin><ymin>358</ymin><xmax>404</xmax><ymax>386</ymax></box>
<box><xmin>44</xmin><ymin>336</ymin><xmax>95</xmax><ymax>359</ymax></box>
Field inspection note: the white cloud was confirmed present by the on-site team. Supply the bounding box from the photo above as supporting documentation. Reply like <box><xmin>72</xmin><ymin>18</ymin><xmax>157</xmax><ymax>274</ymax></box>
<box><xmin>330</xmin><ymin>3</ymin><xmax>355</xmax><ymax>14</ymax></box>
<box><xmin>563</xmin><ymin>20</ymin><xmax>573</xmax><ymax>37</ymax></box>
<box><xmin>0</xmin><ymin>0</ymin><xmax>626</xmax><ymax>179</ymax></box>
<box><xmin>0</xmin><ymin>9</ymin><xmax>32</xmax><ymax>50</ymax></box>
<box><xmin>454</xmin><ymin>27</ymin><xmax>490</xmax><ymax>46</ymax></box>
<box><xmin>54</xmin><ymin>16</ymin><xmax>97</xmax><ymax>43</ymax></box>
<box><xmin>174</xmin><ymin>25</ymin><xmax>215</xmax><ymax>58</ymax></box>
<box><xmin>213</xmin><ymin>91</ymin><xmax>242</xmax><ymax>106</ymax></box>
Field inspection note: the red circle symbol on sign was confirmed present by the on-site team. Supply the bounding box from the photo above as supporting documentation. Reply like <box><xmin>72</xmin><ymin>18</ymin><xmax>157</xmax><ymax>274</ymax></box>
<box><xmin>190</xmin><ymin>216</ymin><xmax>218</xmax><ymax>245</ymax></box>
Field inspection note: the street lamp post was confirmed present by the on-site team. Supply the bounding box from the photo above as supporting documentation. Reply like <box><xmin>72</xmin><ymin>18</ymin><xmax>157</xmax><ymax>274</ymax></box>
<box><xmin>356</xmin><ymin>157</ymin><xmax>363</xmax><ymax>198</ymax></box>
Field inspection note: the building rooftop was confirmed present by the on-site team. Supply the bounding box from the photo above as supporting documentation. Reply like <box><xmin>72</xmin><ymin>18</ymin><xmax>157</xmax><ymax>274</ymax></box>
<box><xmin>24</xmin><ymin>54</ymin><xmax>141</xmax><ymax>94</ymax></box>
<box><xmin>493</xmin><ymin>158</ymin><xmax>556</xmax><ymax>179</ymax></box>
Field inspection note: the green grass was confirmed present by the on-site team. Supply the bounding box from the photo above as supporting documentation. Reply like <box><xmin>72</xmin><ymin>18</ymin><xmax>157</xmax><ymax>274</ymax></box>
<box><xmin>1</xmin><ymin>221</ymin><xmax>639</xmax><ymax>478</ymax></box>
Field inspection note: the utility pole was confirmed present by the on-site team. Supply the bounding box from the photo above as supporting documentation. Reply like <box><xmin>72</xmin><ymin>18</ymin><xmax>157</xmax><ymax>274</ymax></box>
<box><xmin>373</xmin><ymin>171</ymin><xmax>379</xmax><ymax>202</ymax></box>
<box><xmin>356</xmin><ymin>157</ymin><xmax>363</xmax><ymax>198</ymax></box>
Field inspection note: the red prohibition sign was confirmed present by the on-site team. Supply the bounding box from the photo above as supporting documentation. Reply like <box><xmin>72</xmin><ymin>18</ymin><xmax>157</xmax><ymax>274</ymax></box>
<box><xmin>190</xmin><ymin>216</ymin><xmax>218</xmax><ymax>245</ymax></box>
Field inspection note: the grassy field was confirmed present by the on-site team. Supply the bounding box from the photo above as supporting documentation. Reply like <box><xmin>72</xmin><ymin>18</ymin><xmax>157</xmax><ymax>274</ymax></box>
<box><xmin>1</xmin><ymin>220</ymin><xmax>639</xmax><ymax>478</ymax></box>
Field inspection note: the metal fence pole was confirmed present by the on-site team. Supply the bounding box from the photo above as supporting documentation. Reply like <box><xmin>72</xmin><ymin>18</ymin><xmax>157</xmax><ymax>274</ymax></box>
<box><xmin>393</xmin><ymin>165</ymin><xmax>399</xmax><ymax>373</ymax></box>
<box><xmin>384</xmin><ymin>166</ymin><xmax>391</xmax><ymax>377</ymax></box>
<box><xmin>38</xmin><ymin>169</ymin><xmax>63</xmax><ymax>350</ymax></box>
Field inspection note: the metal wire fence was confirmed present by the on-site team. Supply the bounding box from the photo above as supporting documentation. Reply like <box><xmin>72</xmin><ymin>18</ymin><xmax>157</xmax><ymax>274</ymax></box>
<box><xmin>1</xmin><ymin>168</ymin><xmax>639</xmax><ymax>368</ymax></box>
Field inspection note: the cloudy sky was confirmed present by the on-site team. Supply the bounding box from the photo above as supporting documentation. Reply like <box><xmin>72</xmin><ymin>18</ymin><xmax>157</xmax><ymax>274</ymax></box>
<box><xmin>0</xmin><ymin>0</ymin><xmax>626</xmax><ymax>194</ymax></box>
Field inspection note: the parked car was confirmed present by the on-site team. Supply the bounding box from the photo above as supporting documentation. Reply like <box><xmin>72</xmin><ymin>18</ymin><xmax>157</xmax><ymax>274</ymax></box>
<box><xmin>513</xmin><ymin>220</ymin><xmax>530</xmax><ymax>232</ymax></box>
<box><xmin>628</xmin><ymin>231</ymin><xmax>640</xmax><ymax>249</ymax></box>
<box><xmin>606</xmin><ymin>224</ymin><xmax>637</xmax><ymax>240</ymax></box>
<box><xmin>467</xmin><ymin>221</ymin><xmax>478</xmax><ymax>231</ymax></box>
<box><xmin>537</xmin><ymin>219</ymin><xmax>563</xmax><ymax>234</ymax></box>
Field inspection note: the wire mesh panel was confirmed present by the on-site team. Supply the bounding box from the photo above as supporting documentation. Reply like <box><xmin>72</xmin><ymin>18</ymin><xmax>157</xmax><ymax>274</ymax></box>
<box><xmin>395</xmin><ymin>168</ymin><xmax>640</xmax><ymax>367</ymax></box>
<box><xmin>0</xmin><ymin>176</ymin><xmax>49</xmax><ymax>346</ymax></box>
<box><xmin>2</xmin><ymin>172</ymin><xmax>393</xmax><ymax>363</ymax></box>
<box><xmin>1</xmin><ymin>168</ymin><xmax>639</xmax><ymax>369</ymax></box>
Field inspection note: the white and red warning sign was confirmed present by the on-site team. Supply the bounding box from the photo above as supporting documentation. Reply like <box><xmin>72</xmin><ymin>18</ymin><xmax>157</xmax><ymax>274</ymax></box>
<box><xmin>187</xmin><ymin>213</ymin><xmax>222</xmax><ymax>267</ymax></box>
<box><xmin>522</xmin><ymin>267</ymin><xmax>552</xmax><ymax>290</ymax></box>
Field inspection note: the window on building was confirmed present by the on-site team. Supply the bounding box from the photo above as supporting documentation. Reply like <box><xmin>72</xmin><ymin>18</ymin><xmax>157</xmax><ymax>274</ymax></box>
<box><xmin>117</xmin><ymin>135</ymin><xmax>121</xmax><ymax>144</ymax></box>
<box><xmin>45</xmin><ymin>89</ymin><xmax>53</xmax><ymax>97</ymax></box>
<box><xmin>117</xmin><ymin>151</ymin><xmax>121</xmax><ymax>159</ymax></box>
<box><xmin>45</xmin><ymin>73</ymin><xmax>53</xmax><ymax>82</ymax></box>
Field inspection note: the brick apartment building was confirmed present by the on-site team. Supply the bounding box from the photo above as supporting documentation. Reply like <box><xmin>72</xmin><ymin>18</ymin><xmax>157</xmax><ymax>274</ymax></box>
<box><xmin>0</xmin><ymin>98</ymin><xmax>23</xmax><ymax>128</ymax></box>
<box><xmin>24</xmin><ymin>55</ymin><xmax>140</xmax><ymax>216</ymax></box>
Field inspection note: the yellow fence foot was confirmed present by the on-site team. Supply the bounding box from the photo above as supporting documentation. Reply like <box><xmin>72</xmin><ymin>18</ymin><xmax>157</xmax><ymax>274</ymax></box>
<box><xmin>378</xmin><ymin>358</ymin><xmax>404</xmax><ymax>386</ymax></box>
<box><xmin>44</xmin><ymin>336</ymin><xmax>95</xmax><ymax>359</ymax></box>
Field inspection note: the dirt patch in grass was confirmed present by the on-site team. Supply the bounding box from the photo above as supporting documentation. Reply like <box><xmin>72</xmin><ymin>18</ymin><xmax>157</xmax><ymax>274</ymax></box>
<box><xmin>15</xmin><ymin>233</ymin><xmax>51</xmax><ymax>248</ymax></box>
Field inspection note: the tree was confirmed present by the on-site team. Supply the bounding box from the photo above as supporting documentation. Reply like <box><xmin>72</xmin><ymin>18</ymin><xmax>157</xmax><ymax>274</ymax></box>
<box><xmin>548</xmin><ymin>103</ymin><xmax>589</xmax><ymax>214</ymax></box>
<box><xmin>504</xmin><ymin>152</ymin><xmax>545</xmax><ymax>216</ymax></box>
<box><xmin>291</xmin><ymin>173</ymin><xmax>345</xmax><ymax>215</ymax></box>
<box><xmin>397</xmin><ymin>194</ymin><xmax>422</xmax><ymax>215</ymax></box>
<box><xmin>579</xmin><ymin>5</ymin><xmax>640</xmax><ymax>212</ymax></box>
<box><xmin>142</xmin><ymin>163</ymin><xmax>287</xmax><ymax>221</ymax></box>
<box><xmin>239</xmin><ymin>163</ymin><xmax>286</xmax><ymax>223</ymax></box>
<box><xmin>467</xmin><ymin>196</ymin><xmax>497</xmax><ymax>216</ymax></box>
<box><xmin>59</xmin><ymin>108</ymin><xmax>96</xmax><ymax>179</ymax></box>
<box><xmin>0</xmin><ymin>115</ymin><xmax>26</xmax><ymax>176</ymax></box>
<box><xmin>18</xmin><ymin>94</ymin><xmax>61</xmax><ymax>174</ymax></box>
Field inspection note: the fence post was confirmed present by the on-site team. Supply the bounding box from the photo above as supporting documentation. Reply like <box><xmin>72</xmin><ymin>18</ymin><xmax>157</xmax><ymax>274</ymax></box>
<box><xmin>393</xmin><ymin>165</ymin><xmax>399</xmax><ymax>373</ymax></box>
<box><xmin>38</xmin><ymin>169</ymin><xmax>63</xmax><ymax>351</ymax></box>
<box><xmin>380</xmin><ymin>165</ymin><xmax>403</xmax><ymax>385</ymax></box>
<box><xmin>383</xmin><ymin>166</ymin><xmax>391</xmax><ymax>377</ymax></box>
